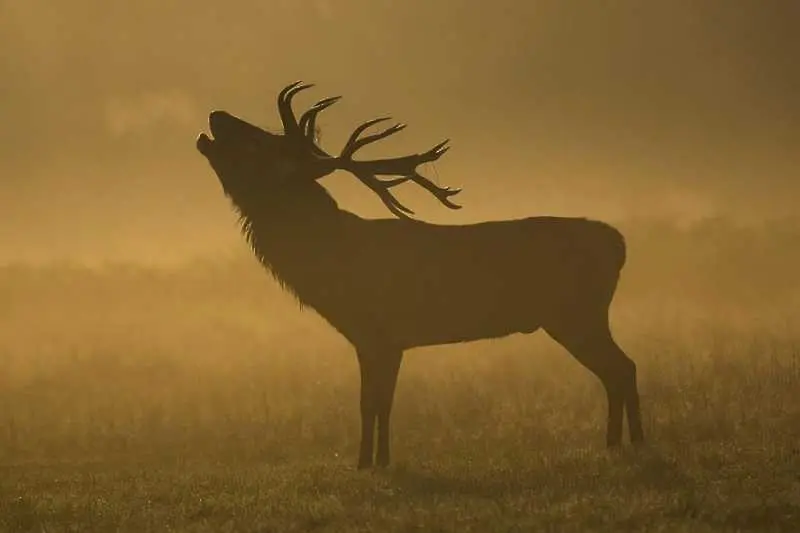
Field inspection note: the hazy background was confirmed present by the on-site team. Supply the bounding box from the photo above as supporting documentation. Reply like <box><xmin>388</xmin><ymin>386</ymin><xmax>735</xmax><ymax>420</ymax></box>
<box><xmin>2</xmin><ymin>6</ymin><xmax>800</xmax><ymax>528</ymax></box>
<box><xmin>1</xmin><ymin>0</ymin><xmax>798</xmax><ymax>265</ymax></box>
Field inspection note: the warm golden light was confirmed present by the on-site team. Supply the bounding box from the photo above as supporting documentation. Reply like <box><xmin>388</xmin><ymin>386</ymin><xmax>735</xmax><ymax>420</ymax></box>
<box><xmin>1</xmin><ymin>2</ymin><xmax>798</xmax><ymax>530</ymax></box>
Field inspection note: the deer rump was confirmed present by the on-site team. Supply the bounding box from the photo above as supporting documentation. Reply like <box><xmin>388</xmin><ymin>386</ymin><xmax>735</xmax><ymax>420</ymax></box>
<box><xmin>262</xmin><ymin>214</ymin><xmax>627</xmax><ymax>349</ymax></box>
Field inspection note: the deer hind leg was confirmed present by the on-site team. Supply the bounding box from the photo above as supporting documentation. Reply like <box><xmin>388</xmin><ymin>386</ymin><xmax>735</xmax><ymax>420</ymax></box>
<box><xmin>356</xmin><ymin>347</ymin><xmax>403</xmax><ymax>469</ymax></box>
<box><xmin>544</xmin><ymin>313</ymin><xmax>644</xmax><ymax>447</ymax></box>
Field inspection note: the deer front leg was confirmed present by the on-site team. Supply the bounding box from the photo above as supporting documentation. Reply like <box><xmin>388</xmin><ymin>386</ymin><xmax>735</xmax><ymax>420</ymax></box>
<box><xmin>375</xmin><ymin>350</ymin><xmax>403</xmax><ymax>468</ymax></box>
<box><xmin>357</xmin><ymin>351</ymin><xmax>377</xmax><ymax>469</ymax></box>
<box><xmin>356</xmin><ymin>347</ymin><xmax>404</xmax><ymax>469</ymax></box>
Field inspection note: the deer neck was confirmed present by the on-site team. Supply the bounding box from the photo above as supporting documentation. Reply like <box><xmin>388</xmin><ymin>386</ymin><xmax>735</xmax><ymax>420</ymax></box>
<box><xmin>233</xmin><ymin>188</ymin><xmax>356</xmax><ymax>289</ymax></box>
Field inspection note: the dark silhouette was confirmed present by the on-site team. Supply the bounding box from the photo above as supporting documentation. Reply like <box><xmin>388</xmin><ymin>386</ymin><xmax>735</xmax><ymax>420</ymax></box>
<box><xmin>196</xmin><ymin>81</ymin><xmax>644</xmax><ymax>469</ymax></box>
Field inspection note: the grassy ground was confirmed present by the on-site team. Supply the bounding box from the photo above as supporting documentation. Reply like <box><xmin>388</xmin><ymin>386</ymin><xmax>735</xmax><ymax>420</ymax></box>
<box><xmin>1</xmin><ymin>269</ymin><xmax>799</xmax><ymax>532</ymax></box>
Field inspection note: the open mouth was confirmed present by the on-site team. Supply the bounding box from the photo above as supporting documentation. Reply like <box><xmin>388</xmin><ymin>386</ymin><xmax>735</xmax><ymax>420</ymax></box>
<box><xmin>196</xmin><ymin>132</ymin><xmax>214</xmax><ymax>155</ymax></box>
<box><xmin>197</xmin><ymin>112</ymin><xmax>220</xmax><ymax>155</ymax></box>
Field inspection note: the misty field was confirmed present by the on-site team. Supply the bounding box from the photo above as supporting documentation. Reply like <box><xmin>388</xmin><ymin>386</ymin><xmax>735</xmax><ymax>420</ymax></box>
<box><xmin>1</xmin><ymin>259</ymin><xmax>799</xmax><ymax>532</ymax></box>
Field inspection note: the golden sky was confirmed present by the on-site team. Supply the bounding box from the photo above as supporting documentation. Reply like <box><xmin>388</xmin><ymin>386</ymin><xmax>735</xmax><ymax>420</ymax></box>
<box><xmin>1</xmin><ymin>0</ymin><xmax>797</xmax><ymax>264</ymax></box>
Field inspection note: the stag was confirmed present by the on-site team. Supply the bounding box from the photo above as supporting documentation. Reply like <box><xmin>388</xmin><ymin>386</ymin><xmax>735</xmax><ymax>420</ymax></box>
<box><xmin>196</xmin><ymin>81</ymin><xmax>644</xmax><ymax>469</ymax></box>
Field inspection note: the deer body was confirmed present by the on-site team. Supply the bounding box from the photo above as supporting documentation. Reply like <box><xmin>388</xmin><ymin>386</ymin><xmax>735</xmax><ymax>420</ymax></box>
<box><xmin>198</xmin><ymin>82</ymin><xmax>644</xmax><ymax>469</ymax></box>
<box><xmin>250</xmin><ymin>210</ymin><xmax>625</xmax><ymax>349</ymax></box>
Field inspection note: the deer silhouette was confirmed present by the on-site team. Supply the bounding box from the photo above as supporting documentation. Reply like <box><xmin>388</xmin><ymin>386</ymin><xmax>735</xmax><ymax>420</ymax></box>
<box><xmin>196</xmin><ymin>81</ymin><xmax>645</xmax><ymax>469</ymax></box>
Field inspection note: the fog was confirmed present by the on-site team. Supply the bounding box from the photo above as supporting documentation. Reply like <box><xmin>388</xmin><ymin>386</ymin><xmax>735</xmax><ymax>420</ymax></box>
<box><xmin>1</xmin><ymin>0</ymin><xmax>798</xmax><ymax>265</ymax></box>
<box><xmin>3</xmin><ymin>7</ymin><xmax>800</xmax><ymax>525</ymax></box>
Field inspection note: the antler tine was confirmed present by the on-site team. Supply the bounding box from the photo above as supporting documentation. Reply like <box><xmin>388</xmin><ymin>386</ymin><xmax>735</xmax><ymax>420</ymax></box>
<box><xmin>405</xmin><ymin>140</ymin><xmax>461</xmax><ymax>210</ymax></box>
<box><xmin>343</xmin><ymin>138</ymin><xmax>450</xmax><ymax>175</ymax></box>
<box><xmin>406</xmin><ymin>170</ymin><xmax>462</xmax><ymax>210</ymax></box>
<box><xmin>344</xmin><ymin>123</ymin><xmax>408</xmax><ymax>159</ymax></box>
<box><xmin>340</xmin><ymin>117</ymin><xmax>392</xmax><ymax>159</ymax></box>
<box><xmin>277</xmin><ymin>81</ymin><xmax>314</xmax><ymax>137</ymax></box>
<box><xmin>352</xmin><ymin>171</ymin><xmax>416</xmax><ymax>219</ymax></box>
<box><xmin>299</xmin><ymin>96</ymin><xmax>341</xmax><ymax>141</ymax></box>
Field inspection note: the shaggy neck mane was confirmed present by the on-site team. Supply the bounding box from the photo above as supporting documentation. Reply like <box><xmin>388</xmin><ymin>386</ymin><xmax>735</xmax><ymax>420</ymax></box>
<box><xmin>229</xmin><ymin>183</ymin><xmax>352</xmax><ymax>305</ymax></box>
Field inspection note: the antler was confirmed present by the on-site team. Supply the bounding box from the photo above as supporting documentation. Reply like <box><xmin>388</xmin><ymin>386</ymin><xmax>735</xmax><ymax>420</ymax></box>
<box><xmin>335</xmin><ymin>117</ymin><xmax>461</xmax><ymax>219</ymax></box>
<box><xmin>299</xmin><ymin>96</ymin><xmax>340</xmax><ymax>141</ymax></box>
<box><xmin>277</xmin><ymin>81</ymin><xmax>329</xmax><ymax>157</ymax></box>
<box><xmin>275</xmin><ymin>81</ymin><xmax>461</xmax><ymax>219</ymax></box>
<box><xmin>277</xmin><ymin>81</ymin><xmax>314</xmax><ymax>137</ymax></box>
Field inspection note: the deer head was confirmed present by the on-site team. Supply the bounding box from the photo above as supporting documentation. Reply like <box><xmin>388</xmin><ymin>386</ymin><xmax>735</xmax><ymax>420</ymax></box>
<box><xmin>197</xmin><ymin>81</ymin><xmax>462</xmax><ymax>219</ymax></box>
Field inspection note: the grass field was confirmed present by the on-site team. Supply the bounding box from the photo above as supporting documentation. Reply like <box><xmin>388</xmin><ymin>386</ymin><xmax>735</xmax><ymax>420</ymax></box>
<box><xmin>1</xmin><ymin>264</ymin><xmax>799</xmax><ymax>532</ymax></box>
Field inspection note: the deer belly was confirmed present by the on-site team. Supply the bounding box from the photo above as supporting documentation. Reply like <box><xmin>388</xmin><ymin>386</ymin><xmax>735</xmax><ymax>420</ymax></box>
<box><xmin>296</xmin><ymin>268</ymin><xmax>550</xmax><ymax>348</ymax></box>
<box><xmin>373</xmin><ymin>285</ymin><xmax>542</xmax><ymax>347</ymax></box>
